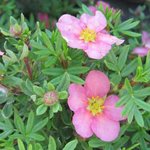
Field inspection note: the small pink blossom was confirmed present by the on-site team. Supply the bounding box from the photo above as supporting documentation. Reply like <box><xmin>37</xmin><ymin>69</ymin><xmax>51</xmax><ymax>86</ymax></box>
<box><xmin>38</xmin><ymin>13</ymin><xmax>50</xmax><ymax>28</ymax></box>
<box><xmin>68</xmin><ymin>70</ymin><xmax>125</xmax><ymax>142</ymax></box>
<box><xmin>0</xmin><ymin>51</ymin><xmax>4</xmax><ymax>56</ymax></box>
<box><xmin>133</xmin><ymin>31</ymin><xmax>150</xmax><ymax>56</ymax></box>
<box><xmin>57</xmin><ymin>11</ymin><xmax>124</xmax><ymax>59</ymax></box>
<box><xmin>89</xmin><ymin>1</ymin><xmax>114</xmax><ymax>14</ymax></box>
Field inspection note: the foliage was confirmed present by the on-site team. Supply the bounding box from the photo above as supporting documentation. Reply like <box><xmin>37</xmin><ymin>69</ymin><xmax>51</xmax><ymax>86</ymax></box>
<box><xmin>0</xmin><ymin>1</ymin><xmax>150</xmax><ymax>150</ymax></box>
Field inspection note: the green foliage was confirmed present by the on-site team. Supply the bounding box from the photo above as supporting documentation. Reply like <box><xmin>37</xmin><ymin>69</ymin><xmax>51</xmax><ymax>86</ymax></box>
<box><xmin>0</xmin><ymin>1</ymin><xmax>150</xmax><ymax>150</ymax></box>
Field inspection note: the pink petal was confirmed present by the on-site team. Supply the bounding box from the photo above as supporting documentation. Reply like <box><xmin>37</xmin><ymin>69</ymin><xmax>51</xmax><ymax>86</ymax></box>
<box><xmin>72</xmin><ymin>108</ymin><xmax>93</xmax><ymax>138</ymax></box>
<box><xmin>68</xmin><ymin>84</ymin><xmax>88</xmax><ymax>112</ymax></box>
<box><xmin>88</xmin><ymin>6</ymin><xmax>97</xmax><ymax>14</ymax></box>
<box><xmin>98</xmin><ymin>33</ymin><xmax>124</xmax><ymax>45</ymax></box>
<box><xmin>133</xmin><ymin>47</ymin><xmax>149</xmax><ymax>57</ymax></box>
<box><xmin>104</xmin><ymin>95</ymin><xmax>125</xmax><ymax>121</ymax></box>
<box><xmin>85</xmin><ymin>41</ymin><xmax>111</xmax><ymax>59</ymax></box>
<box><xmin>91</xmin><ymin>114</ymin><xmax>120</xmax><ymax>142</ymax></box>
<box><xmin>142</xmin><ymin>31</ymin><xmax>150</xmax><ymax>45</ymax></box>
<box><xmin>80</xmin><ymin>13</ymin><xmax>92</xmax><ymax>25</ymax></box>
<box><xmin>87</xmin><ymin>11</ymin><xmax>107</xmax><ymax>32</ymax></box>
<box><xmin>145</xmin><ymin>40</ymin><xmax>150</xmax><ymax>49</ymax></box>
<box><xmin>0</xmin><ymin>51</ymin><xmax>4</xmax><ymax>56</ymax></box>
<box><xmin>57</xmin><ymin>14</ymin><xmax>82</xmax><ymax>37</ymax></box>
<box><xmin>84</xmin><ymin>70</ymin><xmax>110</xmax><ymax>98</ymax></box>
<box><xmin>61</xmin><ymin>32</ymin><xmax>87</xmax><ymax>49</ymax></box>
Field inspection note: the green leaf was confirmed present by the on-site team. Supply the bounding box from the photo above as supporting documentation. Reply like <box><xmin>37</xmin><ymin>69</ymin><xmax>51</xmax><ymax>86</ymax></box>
<box><xmin>1</xmin><ymin>103</ymin><xmax>13</xmax><ymax>118</ymax></box>
<box><xmin>134</xmin><ymin>87</ymin><xmax>150</xmax><ymax>97</ymax></box>
<box><xmin>36</xmin><ymin>104</ymin><xmax>48</xmax><ymax>116</ymax></box>
<box><xmin>135</xmin><ymin>98</ymin><xmax>150</xmax><ymax>112</ymax></box>
<box><xmin>82</xmin><ymin>4</ymin><xmax>93</xmax><ymax>15</ymax></box>
<box><xmin>118</xmin><ymin>45</ymin><xmax>129</xmax><ymax>70</ymax></box>
<box><xmin>125</xmin><ymin>78</ymin><xmax>133</xmax><ymax>94</ymax></box>
<box><xmin>63</xmin><ymin>139</ymin><xmax>78</xmax><ymax>150</ymax></box>
<box><xmin>134</xmin><ymin>107</ymin><xmax>144</xmax><ymax>127</ymax></box>
<box><xmin>26</xmin><ymin>111</ymin><xmax>34</xmax><ymax>133</ymax></box>
<box><xmin>30</xmin><ymin>133</ymin><xmax>45</xmax><ymax>141</ymax></box>
<box><xmin>128</xmin><ymin>105</ymin><xmax>136</xmax><ymax>124</ymax></box>
<box><xmin>121</xmin><ymin>58</ymin><xmax>137</xmax><ymax>77</ymax></box>
<box><xmin>116</xmin><ymin>95</ymin><xmax>130</xmax><ymax>107</ymax></box>
<box><xmin>121</xmin><ymin>31</ymin><xmax>141</xmax><ymax>37</ymax></box>
<box><xmin>32</xmin><ymin>117</ymin><xmax>48</xmax><ymax>132</ymax></box>
<box><xmin>42</xmin><ymin>68</ymin><xmax>64</xmax><ymax>76</ymax></box>
<box><xmin>58</xmin><ymin>91</ymin><xmax>68</xmax><ymax>99</ymax></box>
<box><xmin>88</xmin><ymin>137</ymin><xmax>105</xmax><ymax>148</ymax></box>
<box><xmin>57</xmin><ymin>72</ymin><xmax>70</xmax><ymax>91</ymax></box>
<box><xmin>122</xmin><ymin>100</ymin><xmax>134</xmax><ymax>116</ymax></box>
<box><xmin>28</xmin><ymin>144</ymin><xmax>33</xmax><ymax>150</ymax></box>
<box><xmin>20</xmin><ymin>44</ymin><xmax>29</xmax><ymax>60</ymax></box>
<box><xmin>33</xmin><ymin>86</ymin><xmax>45</xmax><ymax>96</ymax></box>
<box><xmin>5</xmin><ymin>49</ymin><xmax>18</xmax><ymax>62</ymax></box>
<box><xmin>17</xmin><ymin>139</ymin><xmax>25</xmax><ymax>150</ymax></box>
<box><xmin>30</xmin><ymin>40</ymin><xmax>49</xmax><ymax>51</ymax></box>
<box><xmin>41</xmin><ymin>32</ymin><xmax>54</xmax><ymax>52</ymax></box>
<box><xmin>67</xmin><ymin>66</ymin><xmax>89</xmax><ymax>75</ymax></box>
<box><xmin>118</xmin><ymin>19</ymin><xmax>139</xmax><ymax>31</ymax></box>
<box><xmin>14</xmin><ymin>111</ymin><xmax>25</xmax><ymax>134</ymax></box>
<box><xmin>70</xmin><ymin>74</ymin><xmax>84</xmax><ymax>84</ymax></box>
<box><xmin>48</xmin><ymin>136</ymin><xmax>56</xmax><ymax>150</ymax></box>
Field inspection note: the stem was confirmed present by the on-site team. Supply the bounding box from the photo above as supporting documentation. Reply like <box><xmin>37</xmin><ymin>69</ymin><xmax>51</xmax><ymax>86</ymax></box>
<box><xmin>24</xmin><ymin>57</ymin><xmax>32</xmax><ymax>79</ymax></box>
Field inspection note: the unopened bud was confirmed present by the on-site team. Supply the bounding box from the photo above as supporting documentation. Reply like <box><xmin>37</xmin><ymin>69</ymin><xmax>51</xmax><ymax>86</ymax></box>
<box><xmin>9</xmin><ymin>24</ymin><xmax>22</xmax><ymax>37</ymax></box>
<box><xmin>44</xmin><ymin>91</ymin><xmax>58</xmax><ymax>105</ymax></box>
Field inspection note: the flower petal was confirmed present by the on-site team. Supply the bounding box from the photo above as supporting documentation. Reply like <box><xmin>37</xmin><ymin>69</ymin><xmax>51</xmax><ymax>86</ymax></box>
<box><xmin>142</xmin><ymin>31</ymin><xmax>150</xmax><ymax>45</ymax></box>
<box><xmin>133</xmin><ymin>47</ymin><xmax>149</xmax><ymax>57</ymax></box>
<box><xmin>85</xmin><ymin>70</ymin><xmax>110</xmax><ymax>98</ymax></box>
<box><xmin>85</xmin><ymin>41</ymin><xmax>111</xmax><ymax>59</ymax></box>
<box><xmin>104</xmin><ymin>95</ymin><xmax>125</xmax><ymax>121</ymax></box>
<box><xmin>98</xmin><ymin>33</ymin><xmax>124</xmax><ymax>45</ymax></box>
<box><xmin>87</xmin><ymin>11</ymin><xmax>107</xmax><ymax>32</ymax></box>
<box><xmin>72</xmin><ymin>108</ymin><xmax>93</xmax><ymax>138</ymax></box>
<box><xmin>0</xmin><ymin>51</ymin><xmax>4</xmax><ymax>56</ymax></box>
<box><xmin>57</xmin><ymin>14</ymin><xmax>82</xmax><ymax>35</ymax></box>
<box><xmin>68</xmin><ymin>84</ymin><xmax>88</xmax><ymax>112</ymax></box>
<box><xmin>88</xmin><ymin>6</ymin><xmax>97</xmax><ymax>15</ymax></box>
<box><xmin>91</xmin><ymin>114</ymin><xmax>120</xmax><ymax>142</ymax></box>
<box><xmin>80</xmin><ymin>13</ymin><xmax>92</xmax><ymax>25</ymax></box>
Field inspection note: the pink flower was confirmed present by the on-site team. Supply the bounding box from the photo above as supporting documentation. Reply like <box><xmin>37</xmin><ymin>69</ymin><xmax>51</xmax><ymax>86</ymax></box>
<box><xmin>133</xmin><ymin>31</ymin><xmax>150</xmax><ymax>56</ymax></box>
<box><xmin>0</xmin><ymin>51</ymin><xmax>4</xmax><ymax>56</ymax></box>
<box><xmin>97</xmin><ymin>1</ymin><xmax>111</xmax><ymax>11</ymax></box>
<box><xmin>68</xmin><ymin>70</ymin><xmax>125</xmax><ymax>142</ymax></box>
<box><xmin>38</xmin><ymin>13</ymin><xmax>50</xmax><ymax>28</ymax></box>
<box><xmin>57</xmin><ymin>11</ymin><xmax>124</xmax><ymax>59</ymax></box>
<box><xmin>89</xmin><ymin>1</ymin><xmax>114</xmax><ymax>14</ymax></box>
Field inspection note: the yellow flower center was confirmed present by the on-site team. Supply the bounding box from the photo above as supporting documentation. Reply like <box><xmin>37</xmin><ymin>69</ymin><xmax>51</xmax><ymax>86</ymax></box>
<box><xmin>80</xmin><ymin>28</ymin><xmax>96</xmax><ymax>42</ymax></box>
<box><xmin>87</xmin><ymin>96</ymin><xmax>105</xmax><ymax>116</ymax></box>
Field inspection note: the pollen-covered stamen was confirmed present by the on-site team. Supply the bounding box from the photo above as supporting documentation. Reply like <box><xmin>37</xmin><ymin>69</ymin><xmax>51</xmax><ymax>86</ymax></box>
<box><xmin>80</xmin><ymin>28</ymin><xmax>96</xmax><ymax>42</ymax></box>
<box><xmin>87</xmin><ymin>96</ymin><xmax>105</xmax><ymax>116</ymax></box>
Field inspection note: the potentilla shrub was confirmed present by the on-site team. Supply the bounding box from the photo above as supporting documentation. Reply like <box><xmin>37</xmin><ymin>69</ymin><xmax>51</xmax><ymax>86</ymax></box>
<box><xmin>0</xmin><ymin>3</ymin><xmax>150</xmax><ymax>150</ymax></box>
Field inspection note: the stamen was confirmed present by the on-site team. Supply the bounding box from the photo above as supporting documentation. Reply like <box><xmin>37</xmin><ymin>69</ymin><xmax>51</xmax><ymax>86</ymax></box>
<box><xmin>80</xmin><ymin>28</ymin><xmax>96</xmax><ymax>42</ymax></box>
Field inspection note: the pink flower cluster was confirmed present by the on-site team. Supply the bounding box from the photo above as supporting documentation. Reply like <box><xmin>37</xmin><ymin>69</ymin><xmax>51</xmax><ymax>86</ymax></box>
<box><xmin>57</xmin><ymin>11</ymin><xmax>124</xmax><ymax>59</ymax></box>
<box><xmin>68</xmin><ymin>70</ymin><xmax>125</xmax><ymax>142</ymax></box>
<box><xmin>133</xmin><ymin>31</ymin><xmax>150</xmax><ymax>56</ymax></box>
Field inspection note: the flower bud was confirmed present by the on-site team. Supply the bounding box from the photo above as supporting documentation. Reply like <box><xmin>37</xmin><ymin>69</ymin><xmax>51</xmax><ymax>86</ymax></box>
<box><xmin>44</xmin><ymin>91</ymin><xmax>58</xmax><ymax>105</ymax></box>
<box><xmin>9</xmin><ymin>24</ymin><xmax>22</xmax><ymax>37</ymax></box>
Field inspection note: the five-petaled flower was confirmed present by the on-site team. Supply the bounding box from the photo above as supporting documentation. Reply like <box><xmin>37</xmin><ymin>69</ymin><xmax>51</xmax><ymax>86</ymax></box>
<box><xmin>133</xmin><ymin>31</ymin><xmax>150</xmax><ymax>56</ymax></box>
<box><xmin>68</xmin><ymin>70</ymin><xmax>125</xmax><ymax>142</ymax></box>
<box><xmin>57</xmin><ymin>11</ymin><xmax>124</xmax><ymax>59</ymax></box>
